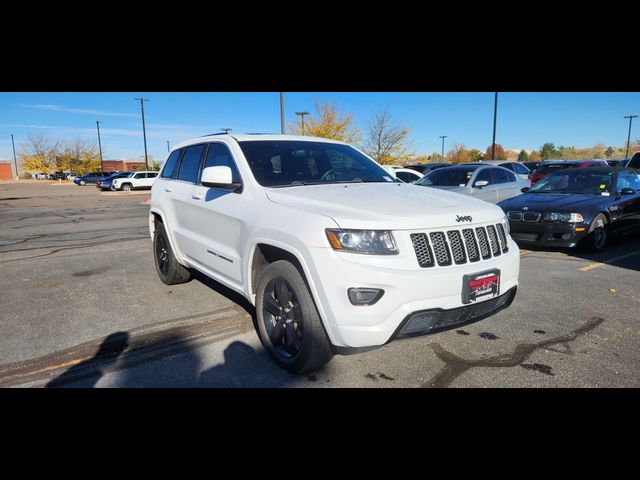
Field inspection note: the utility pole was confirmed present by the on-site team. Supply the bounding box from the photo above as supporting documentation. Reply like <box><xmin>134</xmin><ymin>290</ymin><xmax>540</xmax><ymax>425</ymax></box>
<box><xmin>134</xmin><ymin>97</ymin><xmax>149</xmax><ymax>170</ymax></box>
<box><xmin>280</xmin><ymin>92</ymin><xmax>285</xmax><ymax>134</ymax></box>
<box><xmin>11</xmin><ymin>134</ymin><xmax>18</xmax><ymax>178</ymax></box>
<box><xmin>295</xmin><ymin>111</ymin><xmax>310</xmax><ymax>135</ymax></box>
<box><xmin>439</xmin><ymin>135</ymin><xmax>447</xmax><ymax>160</ymax></box>
<box><xmin>491</xmin><ymin>92</ymin><xmax>498</xmax><ymax>160</ymax></box>
<box><xmin>96</xmin><ymin>121</ymin><xmax>104</xmax><ymax>172</ymax></box>
<box><xmin>624</xmin><ymin>115</ymin><xmax>638</xmax><ymax>158</ymax></box>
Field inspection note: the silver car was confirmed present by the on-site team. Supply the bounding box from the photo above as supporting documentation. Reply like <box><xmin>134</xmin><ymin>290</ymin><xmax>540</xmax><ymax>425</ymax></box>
<box><xmin>466</xmin><ymin>160</ymin><xmax>531</xmax><ymax>180</ymax></box>
<box><xmin>415</xmin><ymin>164</ymin><xmax>529</xmax><ymax>204</ymax></box>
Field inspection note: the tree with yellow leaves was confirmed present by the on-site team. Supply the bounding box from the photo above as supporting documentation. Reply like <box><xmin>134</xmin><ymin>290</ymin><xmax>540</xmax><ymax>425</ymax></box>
<box><xmin>288</xmin><ymin>102</ymin><xmax>361</xmax><ymax>143</ymax></box>
<box><xmin>446</xmin><ymin>143</ymin><xmax>472</xmax><ymax>164</ymax></box>
<box><xmin>19</xmin><ymin>134</ymin><xmax>59</xmax><ymax>174</ymax></box>
<box><xmin>361</xmin><ymin>109</ymin><xmax>415</xmax><ymax>165</ymax></box>
<box><xmin>56</xmin><ymin>138</ymin><xmax>101</xmax><ymax>174</ymax></box>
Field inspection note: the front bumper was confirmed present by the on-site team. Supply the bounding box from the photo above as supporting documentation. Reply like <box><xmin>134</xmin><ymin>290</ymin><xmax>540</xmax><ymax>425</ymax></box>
<box><xmin>306</xmin><ymin>242</ymin><xmax>520</xmax><ymax>349</ymax></box>
<box><xmin>509</xmin><ymin>221</ymin><xmax>588</xmax><ymax>248</ymax></box>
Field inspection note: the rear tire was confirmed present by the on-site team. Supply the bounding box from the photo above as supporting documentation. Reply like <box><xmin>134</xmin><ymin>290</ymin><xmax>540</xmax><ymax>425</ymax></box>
<box><xmin>79</xmin><ymin>180</ymin><xmax>86</xmax><ymax>186</ymax></box>
<box><xmin>580</xmin><ymin>213</ymin><xmax>609</xmax><ymax>252</ymax></box>
<box><xmin>153</xmin><ymin>221</ymin><xmax>191</xmax><ymax>285</ymax></box>
<box><xmin>255</xmin><ymin>260</ymin><xmax>334</xmax><ymax>373</ymax></box>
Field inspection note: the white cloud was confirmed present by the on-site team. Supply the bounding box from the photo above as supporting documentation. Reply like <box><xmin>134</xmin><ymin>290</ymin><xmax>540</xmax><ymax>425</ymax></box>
<box><xmin>19</xmin><ymin>104</ymin><xmax>138</xmax><ymax>118</ymax></box>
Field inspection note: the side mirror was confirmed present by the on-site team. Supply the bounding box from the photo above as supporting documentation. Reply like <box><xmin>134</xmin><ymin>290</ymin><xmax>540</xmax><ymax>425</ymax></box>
<box><xmin>521</xmin><ymin>187</ymin><xmax>530</xmax><ymax>193</ymax></box>
<box><xmin>620</xmin><ymin>187</ymin><xmax>635</xmax><ymax>195</ymax></box>
<box><xmin>474</xmin><ymin>180</ymin><xmax>489</xmax><ymax>188</ymax></box>
<box><xmin>201</xmin><ymin>166</ymin><xmax>242</xmax><ymax>192</ymax></box>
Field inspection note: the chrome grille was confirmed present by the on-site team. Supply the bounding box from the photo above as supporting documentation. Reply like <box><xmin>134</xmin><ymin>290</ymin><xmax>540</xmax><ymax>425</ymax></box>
<box><xmin>447</xmin><ymin>230</ymin><xmax>466</xmax><ymax>265</ymax></box>
<box><xmin>486</xmin><ymin>225</ymin><xmax>501</xmax><ymax>256</ymax></box>
<box><xmin>496</xmin><ymin>223</ymin><xmax>509</xmax><ymax>253</ymax></box>
<box><xmin>523</xmin><ymin>212</ymin><xmax>542</xmax><ymax>222</ymax></box>
<box><xmin>429</xmin><ymin>232</ymin><xmax>452</xmax><ymax>266</ymax></box>
<box><xmin>410</xmin><ymin>233</ymin><xmax>434</xmax><ymax>268</ymax></box>
<box><xmin>412</xmin><ymin>223</ymin><xmax>510</xmax><ymax>268</ymax></box>
<box><xmin>462</xmin><ymin>228</ymin><xmax>480</xmax><ymax>262</ymax></box>
<box><xmin>507</xmin><ymin>211</ymin><xmax>523</xmax><ymax>221</ymax></box>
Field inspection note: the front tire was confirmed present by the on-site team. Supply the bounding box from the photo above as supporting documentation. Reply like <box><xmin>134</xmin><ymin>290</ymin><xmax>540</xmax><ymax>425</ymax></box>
<box><xmin>255</xmin><ymin>260</ymin><xmax>333</xmax><ymax>373</ymax></box>
<box><xmin>122</xmin><ymin>183</ymin><xmax>132</xmax><ymax>192</ymax></box>
<box><xmin>580</xmin><ymin>213</ymin><xmax>609</xmax><ymax>252</ymax></box>
<box><xmin>153</xmin><ymin>221</ymin><xmax>191</xmax><ymax>285</ymax></box>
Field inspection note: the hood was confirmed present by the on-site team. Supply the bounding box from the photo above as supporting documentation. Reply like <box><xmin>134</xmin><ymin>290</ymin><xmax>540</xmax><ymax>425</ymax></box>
<box><xmin>266</xmin><ymin>183</ymin><xmax>505</xmax><ymax>230</ymax></box>
<box><xmin>499</xmin><ymin>193</ymin><xmax>608</xmax><ymax>211</ymax></box>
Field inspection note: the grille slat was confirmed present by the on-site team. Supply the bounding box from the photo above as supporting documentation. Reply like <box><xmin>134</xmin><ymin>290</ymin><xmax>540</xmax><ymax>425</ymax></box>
<box><xmin>462</xmin><ymin>228</ymin><xmax>480</xmax><ymax>262</ymax></box>
<box><xmin>429</xmin><ymin>232</ymin><xmax>452</xmax><ymax>266</ymax></box>
<box><xmin>486</xmin><ymin>225</ymin><xmax>501</xmax><ymax>256</ymax></box>
<box><xmin>496</xmin><ymin>223</ymin><xmax>509</xmax><ymax>253</ymax></box>
<box><xmin>410</xmin><ymin>233</ymin><xmax>435</xmax><ymax>268</ymax></box>
<box><xmin>475</xmin><ymin>227</ymin><xmax>492</xmax><ymax>259</ymax></box>
<box><xmin>447</xmin><ymin>231</ymin><xmax>467</xmax><ymax>264</ymax></box>
<box><xmin>412</xmin><ymin>223</ymin><xmax>509</xmax><ymax>268</ymax></box>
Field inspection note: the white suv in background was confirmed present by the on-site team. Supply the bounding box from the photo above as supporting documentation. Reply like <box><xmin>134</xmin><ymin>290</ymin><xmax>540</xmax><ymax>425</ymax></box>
<box><xmin>149</xmin><ymin>134</ymin><xmax>520</xmax><ymax>373</ymax></box>
<box><xmin>111</xmin><ymin>171</ymin><xmax>158</xmax><ymax>191</ymax></box>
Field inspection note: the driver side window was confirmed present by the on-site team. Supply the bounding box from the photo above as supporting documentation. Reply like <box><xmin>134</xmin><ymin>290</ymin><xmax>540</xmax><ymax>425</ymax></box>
<box><xmin>474</xmin><ymin>169</ymin><xmax>493</xmax><ymax>186</ymax></box>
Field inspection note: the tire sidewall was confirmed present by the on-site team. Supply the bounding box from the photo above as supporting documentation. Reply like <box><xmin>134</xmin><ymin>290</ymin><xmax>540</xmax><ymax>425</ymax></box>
<box><xmin>586</xmin><ymin>214</ymin><xmax>609</xmax><ymax>252</ymax></box>
<box><xmin>153</xmin><ymin>223</ymin><xmax>174</xmax><ymax>283</ymax></box>
<box><xmin>255</xmin><ymin>261</ymin><xmax>321</xmax><ymax>371</ymax></box>
<box><xmin>123</xmin><ymin>184</ymin><xmax>132</xmax><ymax>191</ymax></box>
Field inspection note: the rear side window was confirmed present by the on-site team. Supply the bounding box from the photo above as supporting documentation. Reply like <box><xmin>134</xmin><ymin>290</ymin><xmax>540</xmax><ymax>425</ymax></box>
<box><xmin>396</xmin><ymin>171</ymin><xmax>417</xmax><ymax>183</ymax></box>
<box><xmin>177</xmin><ymin>145</ymin><xmax>205</xmax><ymax>183</ymax></box>
<box><xmin>203</xmin><ymin>143</ymin><xmax>241</xmax><ymax>183</ymax></box>
<box><xmin>162</xmin><ymin>149</ymin><xmax>182</xmax><ymax>179</ymax></box>
<box><xmin>492</xmin><ymin>168</ymin><xmax>515</xmax><ymax>184</ymax></box>
<box><xmin>507</xmin><ymin>163</ymin><xmax>530</xmax><ymax>175</ymax></box>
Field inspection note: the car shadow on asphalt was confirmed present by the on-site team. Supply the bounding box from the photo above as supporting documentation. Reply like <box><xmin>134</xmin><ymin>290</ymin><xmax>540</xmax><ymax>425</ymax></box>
<box><xmin>520</xmin><ymin>232</ymin><xmax>640</xmax><ymax>272</ymax></box>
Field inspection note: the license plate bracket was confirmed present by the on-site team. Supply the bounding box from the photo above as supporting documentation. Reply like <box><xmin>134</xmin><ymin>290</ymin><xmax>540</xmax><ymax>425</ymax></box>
<box><xmin>462</xmin><ymin>269</ymin><xmax>500</xmax><ymax>304</ymax></box>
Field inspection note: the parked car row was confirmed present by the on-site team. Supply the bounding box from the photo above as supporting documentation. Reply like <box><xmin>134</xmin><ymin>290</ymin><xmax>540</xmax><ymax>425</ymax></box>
<box><xmin>71</xmin><ymin>171</ymin><xmax>158</xmax><ymax>190</ymax></box>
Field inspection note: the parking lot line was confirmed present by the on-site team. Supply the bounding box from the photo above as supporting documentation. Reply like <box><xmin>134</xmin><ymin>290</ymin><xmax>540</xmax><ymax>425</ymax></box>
<box><xmin>578</xmin><ymin>250</ymin><xmax>640</xmax><ymax>272</ymax></box>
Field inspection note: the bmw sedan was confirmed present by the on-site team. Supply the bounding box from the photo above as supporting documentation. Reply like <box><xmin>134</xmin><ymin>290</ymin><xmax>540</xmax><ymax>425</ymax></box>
<box><xmin>498</xmin><ymin>167</ymin><xmax>640</xmax><ymax>251</ymax></box>
<box><xmin>415</xmin><ymin>164</ymin><xmax>529</xmax><ymax>204</ymax></box>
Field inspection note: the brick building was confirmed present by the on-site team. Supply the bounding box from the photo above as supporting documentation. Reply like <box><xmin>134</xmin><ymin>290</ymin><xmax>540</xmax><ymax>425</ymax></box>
<box><xmin>101</xmin><ymin>159</ymin><xmax>149</xmax><ymax>172</ymax></box>
<box><xmin>0</xmin><ymin>162</ymin><xmax>14</xmax><ymax>180</ymax></box>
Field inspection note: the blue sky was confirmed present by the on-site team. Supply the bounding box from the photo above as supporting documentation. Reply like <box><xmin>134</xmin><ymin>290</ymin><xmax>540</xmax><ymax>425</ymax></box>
<box><xmin>1</xmin><ymin>92</ymin><xmax>639</xmax><ymax>162</ymax></box>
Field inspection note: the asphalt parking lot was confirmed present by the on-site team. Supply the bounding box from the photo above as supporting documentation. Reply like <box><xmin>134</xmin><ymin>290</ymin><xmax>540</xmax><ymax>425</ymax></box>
<box><xmin>1</xmin><ymin>181</ymin><xmax>639</xmax><ymax>387</ymax></box>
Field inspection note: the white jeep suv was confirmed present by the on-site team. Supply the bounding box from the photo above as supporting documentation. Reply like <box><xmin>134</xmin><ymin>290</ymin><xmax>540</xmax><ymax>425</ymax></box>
<box><xmin>111</xmin><ymin>171</ymin><xmax>158</xmax><ymax>191</ymax></box>
<box><xmin>150</xmin><ymin>134</ymin><xmax>520</xmax><ymax>373</ymax></box>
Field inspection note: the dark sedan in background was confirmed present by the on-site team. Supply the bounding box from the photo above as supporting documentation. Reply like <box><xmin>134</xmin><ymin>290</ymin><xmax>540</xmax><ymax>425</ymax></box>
<box><xmin>498</xmin><ymin>168</ymin><xmax>640</xmax><ymax>251</ymax></box>
<box><xmin>74</xmin><ymin>172</ymin><xmax>113</xmax><ymax>186</ymax></box>
<box><xmin>403</xmin><ymin>163</ymin><xmax>450</xmax><ymax>174</ymax></box>
<box><xmin>96</xmin><ymin>171</ymin><xmax>132</xmax><ymax>190</ymax></box>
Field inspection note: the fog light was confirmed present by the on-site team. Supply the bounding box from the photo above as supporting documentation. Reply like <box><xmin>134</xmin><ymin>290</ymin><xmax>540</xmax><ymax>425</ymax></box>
<box><xmin>348</xmin><ymin>288</ymin><xmax>384</xmax><ymax>306</ymax></box>
<box><xmin>561</xmin><ymin>233</ymin><xmax>571</xmax><ymax>240</ymax></box>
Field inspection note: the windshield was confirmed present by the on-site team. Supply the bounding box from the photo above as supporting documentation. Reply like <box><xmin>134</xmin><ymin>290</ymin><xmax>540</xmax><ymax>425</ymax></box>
<box><xmin>416</xmin><ymin>166</ymin><xmax>481</xmax><ymax>187</ymax></box>
<box><xmin>112</xmin><ymin>172</ymin><xmax>132</xmax><ymax>179</ymax></box>
<box><xmin>237</xmin><ymin>140</ymin><xmax>393</xmax><ymax>187</ymax></box>
<box><xmin>529</xmin><ymin>170</ymin><xmax>614</xmax><ymax>194</ymax></box>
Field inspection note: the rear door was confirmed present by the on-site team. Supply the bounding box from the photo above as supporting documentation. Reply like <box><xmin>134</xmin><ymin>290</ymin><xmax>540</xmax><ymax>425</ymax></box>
<box><xmin>494</xmin><ymin>168</ymin><xmax>520</xmax><ymax>202</ymax></box>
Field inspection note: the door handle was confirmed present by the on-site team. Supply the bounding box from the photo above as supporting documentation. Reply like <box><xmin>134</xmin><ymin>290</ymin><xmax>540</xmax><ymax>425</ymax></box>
<box><xmin>192</xmin><ymin>193</ymin><xmax>203</xmax><ymax>200</ymax></box>
<box><xmin>164</xmin><ymin>187</ymin><xmax>173</xmax><ymax>193</ymax></box>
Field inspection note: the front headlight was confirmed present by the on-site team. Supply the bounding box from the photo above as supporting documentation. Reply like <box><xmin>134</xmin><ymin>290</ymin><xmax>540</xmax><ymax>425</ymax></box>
<box><xmin>325</xmin><ymin>229</ymin><xmax>398</xmax><ymax>255</ymax></box>
<box><xmin>544</xmin><ymin>212</ymin><xmax>584</xmax><ymax>223</ymax></box>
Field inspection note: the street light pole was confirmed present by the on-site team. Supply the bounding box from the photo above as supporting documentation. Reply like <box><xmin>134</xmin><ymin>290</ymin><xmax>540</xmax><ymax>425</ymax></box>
<box><xmin>295</xmin><ymin>111</ymin><xmax>310</xmax><ymax>135</ymax></box>
<box><xmin>11</xmin><ymin>134</ymin><xmax>18</xmax><ymax>178</ymax></box>
<box><xmin>624</xmin><ymin>115</ymin><xmax>638</xmax><ymax>158</ymax></box>
<box><xmin>134</xmin><ymin>97</ymin><xmax>150</xmax><ymax>170</ymax></box>
<box><xmin>439</xmin><ymin>135</ymin><xmax>447</xmax><ymax>160</ymax></box>
<box><xmin>280</xmin><ymin>92</ymin><xmax>285</xmax><ymax>134</ymax></box>
<box><xmin>491</xmin><ymin>92</ymin><xmax>498</xmax><ymax>160</ymax></box>
<box><xmin>96</xmin><ymin>121</ymin><xmax>104</xmax><ymax>172</ymax></box>
<box><xmin>166</xmin><ymin>140</ymin><xmax>170</xmax><ymax>153</ymax></box>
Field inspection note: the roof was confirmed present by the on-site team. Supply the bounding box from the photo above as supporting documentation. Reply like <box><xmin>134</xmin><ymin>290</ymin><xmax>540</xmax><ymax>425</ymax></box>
<box><xmin>174</xmin><ymin>133</ymin><xmax>350</xmax><ymax>150</ymax></box>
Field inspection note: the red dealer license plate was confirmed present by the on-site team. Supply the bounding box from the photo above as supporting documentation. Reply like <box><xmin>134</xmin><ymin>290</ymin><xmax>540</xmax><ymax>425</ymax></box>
<box><xmin>462</xmin><ymin>269</ymin><xmax>500</xmax><ymax>304</ymax></box>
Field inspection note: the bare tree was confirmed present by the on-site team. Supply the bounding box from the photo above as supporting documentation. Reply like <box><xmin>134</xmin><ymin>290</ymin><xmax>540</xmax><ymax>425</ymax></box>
<box><xmin>361</xmin><ymin>109</ymin><xmax>414</xmax><ymax>165</ymax></box>
<box><xmin>18</xmin><ymin>134</ymin><xmax>59</xmax><ymax>173</ymax></box>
